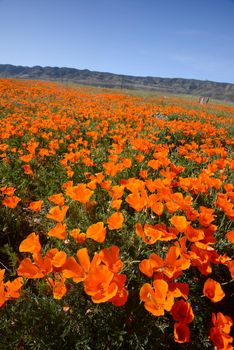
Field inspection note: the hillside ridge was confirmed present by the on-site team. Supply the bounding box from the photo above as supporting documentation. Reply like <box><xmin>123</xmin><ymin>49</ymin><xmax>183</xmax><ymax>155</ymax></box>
<box><xmin>0</xmin><ymin>64</ymin><xmax>234</xmax><ymax>102</ymax></box>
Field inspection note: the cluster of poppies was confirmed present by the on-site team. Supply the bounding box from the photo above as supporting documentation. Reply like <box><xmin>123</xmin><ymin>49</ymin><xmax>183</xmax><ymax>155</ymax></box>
<box><xmin>0</xmin><ymin>78</ymin><xmax>233</xmax><ymax>348</ymax></box>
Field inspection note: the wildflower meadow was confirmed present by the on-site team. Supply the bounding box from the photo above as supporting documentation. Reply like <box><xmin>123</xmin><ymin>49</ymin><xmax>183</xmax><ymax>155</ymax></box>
<box><xmin>0</xmin><ymin>78</ymin><xmax>233</xmax><ymax>349</ymax></box>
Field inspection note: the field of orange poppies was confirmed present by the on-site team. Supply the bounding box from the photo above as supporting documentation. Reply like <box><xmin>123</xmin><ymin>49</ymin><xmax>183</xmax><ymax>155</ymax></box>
<box><xmin>0</xmin><ymin>78</ymin><xmax>233</xmax><ymax>349</ymax></box>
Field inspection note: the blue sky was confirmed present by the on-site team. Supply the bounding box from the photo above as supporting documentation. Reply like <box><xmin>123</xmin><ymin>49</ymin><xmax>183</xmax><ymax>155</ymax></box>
<box><xmin>0</xmin><ymin>0</ymin><xmax>234</xmax><ymax>83</ymax></box>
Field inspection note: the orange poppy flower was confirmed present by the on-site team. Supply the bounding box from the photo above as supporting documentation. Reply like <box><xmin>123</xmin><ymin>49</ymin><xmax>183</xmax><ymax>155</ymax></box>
<box><xmin>225</xmin><ymin>231</ymin><xmax>234</xmax><ymax>244</ymax></box>
<box><xmin>76</xmin><ymin>247</ymin><xmax>92</xmax><ymax>276</ymax></box>
<box><xmin>45</xmin><ymin>248</ymin><xmax>60</xmax><ymax>260</ymax></box>
<box><xmin>122</xmin><ymin>158</ymin><xmax>132</xmax><ymax>168</ymax></box>
<box><xmin>2</xmin><ymin>196</ymin><xmax>21</xmax><ymax>209</ymax></box>
<box><xmin>203</xmin><ymin>278</ymin><xmax>225</xmax><ymax>302</ymax></box>
<box><xmin>65</xmin><ymin>184</ymin><xmax>93</xmax><ymax>203</ymax></box>
<box><xmin>62</xmin><ymin>180</ymin><xmax>73</xmax><ymax>190</ymax></box>
<box><xmin>47</xmin><ymin>277</ymin><xmax>67</xmax><ymax>300</ymax></box>
<box><xmin>69</xmin><ymin>228</ymin><xmax>86</xmax><ymax>244</ymax></box>
<box><xmin>209</xmin><ymin>312</ymin><xmax>233</xmax><ymax>350</ymax></box>
<box><xmin>148</xmin><ymin>159</ymin><xmax>160</xmax><ymax>170</ymax></box>
<box><xmin>61</xmin><ymin>257</ymin><xmax>86</xmax><ymax>282</ymax></box>
<box><xmin>19</xmin><ymin>232</ymin><xmax>41</xmax><ymax>254</ymax></box>
<box><xmin>199</xmin><ymin>206</ymin><xmax>215</xmax><ymax>227</ymax></box>
<box><xmin>48</xmin><ymin>193</ymin><xmax>65</xmax><ymax>206</ymax></box>
<box><xmin>227</xmin><ymin>260</ymin><xmax>234</xmax><ymax>279</ymax></box>
<box><xmin>51</xmin><ymin>251</ymin><xmax>67</xmax><ymax>268</ymax></box>
<box><xmin>171</xmin><ymin>300</ymin><xmax>194</xmax><ymax>324</ymax></box>
<box><xmin>135</xmin><ymin>223</ymin><xmax>162</xmax><ymax>245</ymax></box>
<box><xmin>111</xmin><ymin>199</ymin><xmax>122</xmax><ymax>210</ymax></box>
<box><xmin>163</xmin><ymin>247</ymin><xmax>190</xmax><ymax>279</ymax></box>
<box><xmin>84</xmin><ymin>265</ymin><xmax>118</xmax><ymax>303</ymax></box>
<box><xmin>151</xmin><ymin>202</ymin><xmax>164</xmax><ymax>216</ymax></box>
<box><xmin>0</xmin><ymin>269</ymin><xmax>5</xmax><ymax>283</ymax></box>
<box><xmin>190</xmin><ymin>242</ymin><xmax>218</xmax><ymax>275</ymax></box>
<box><xmin>94</xmin><ymin>172</ymin><xmax>105</xmax><ymax>184</ymax></box>
<box><xmin>155</xmin><ymin>224</ymin><xmax>177</xmax><ymax>241</ymax></box>
<box><xmin>99</xmin><ymin>246</ymin><xmax>123</xmax><ymax>274</ymax></box>
<box><xmin>174</xmin><ymin>322</ymin><xmax>190</xmax><ymax>343</ymax></box>
<box><xmin>135</xmin><ymin>154</ymin><xmax>145</xmax><ymax>162</ymax></box>
<box><xmin>168</xmin><ymin>282</ymin><xmax>189</xmax><ymax>300</ymax></box>
<box><xmin>32</xmin><ymin>253</ymin><xmax>53</xmax><ymax>276</ymax></box>
<box><xmin>109</xmin><ymin>274</ymin><xmax>128</xmax><ymax>306</ymax></box>
<box><xmin>66</xmin><ymin>166</ymin><xmax>74</xmax><ymax>178</ymax></box>
<box><xmin>185</xmin><ymin>225</ymin><xmax>205</xmax><ymax>242</ymax></box>
<box><xmin>22</xmin><ymin>164</ymin><xmax>33</xmax><ymax>175</ymax></box>
<box><xmin>209</xmin><ymin>326</ymin><xmax>233</xmax><ymax>350</ymax></box>
<box><xmin>139</xmin><ymin>170</ymin><xmax>148</xmax><ymax>179</ymax></box>
<box><xmin>170</xmin><ymin>216</ymin><xmax>190</xmax><ymax>233</ymax></box>
<box><xmin>17</xmin><ymin>258</ymin><xmax>44</xmax><ymax>279</ymax></box>
<box><xmin>109</xmin><ymin>185</ymin><xmax>125</xmax><ymax>199</ymax></box>
<box><xmin>28</xmin><ymin>200</ymin><xmax>43</xmax><ymax>212</ymax></box>
<box><xmin>211</xmin><ymin>312</ymin><xmax>233</xmax><ymax>334</ymax></box>
<box><xmin>145</xmin><ymin>179</ymin><xmax>165</xmax><ymax>193</ymax></box>
<box><xmin>46</xmin><ymin>205</ymin><xmax>69</xmax><ymax>222</ymax></box>
<box><xmin>101</xmin><ymin>180</ymin><xmax>112</xmax><ymax>191</ymax></box>
<box><xmin>86</xmin><ymin>222</ymin><xmax>106</xmax><ymax>243</ymax></box>
<box><xmin>39</xmin><ymin>148</ymin><xmax>50</xmax><ymax>158</ymax></box>
<box><xmin>64</xmin><ymin>245</ymin><xmax>93</xmax><ymax>282</ymax></box>
<box><xmin>126</xmin><ymin>192</ymin><xmax>147</xmax><ymax>212</ymax></box>
<box><xmin>165</xmin><ymin>201</ymin><xmax>180</xmax><ymax>213</ymax></box>
<box><xmin>125</xmin><ymin>178</ymin><xmax>145</xmax><ymax>193</ymax></box>
<box><xmin>0</xmin><ymin>278</ymin><xmax>5</xmax><ymax>307</ymax></box>
<box><xmin>102</xmin><ymin>161</ymin><xmax>122</xmax><ymax>177</ymax></box>
<box><xmin>0</xmin><ymin>186</ymin><xmax>16</xmax><ymax>196</ymax></box>
<box><xmin>107</xmin><ymin>212</ymin><xmax>124</xmax><ymax>230</ymax></box>
<box><xmin>19</xmin><ymin>154</ymin><xmax>33</xmax><ymax>163</ymax></box>
<box><xmin>139</xmin><ymin>246</ymin><xmax>190</xmax><ymax>279</ymax></box>
<box><xmin>48</xmin><ymin>223</ymin><xmax>67</xmax><ymax>240</ymax></box>
<box><xmin>140</xmin><ymin>279</ymin><xmax>174</xmax><ymax>316</ymax></box>
<box><xmin>4</xmin><ymin>277</ymin><xmax>24</xmax><ymax>300</ymax></box>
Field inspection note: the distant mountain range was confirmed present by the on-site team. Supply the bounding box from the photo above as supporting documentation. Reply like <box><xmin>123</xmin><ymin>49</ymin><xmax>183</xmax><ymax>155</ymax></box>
<box><xmin>0</xmin><ymin>64</ymin><xmax>234</xmax><ymax>102</ymax></box>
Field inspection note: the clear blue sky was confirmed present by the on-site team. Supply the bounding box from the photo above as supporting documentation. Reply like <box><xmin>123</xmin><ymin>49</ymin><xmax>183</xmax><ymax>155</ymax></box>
<box><xmin>1</xmin><ymin>0</ymin><xmax>234</xmax><ymax>83</ymax></box>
